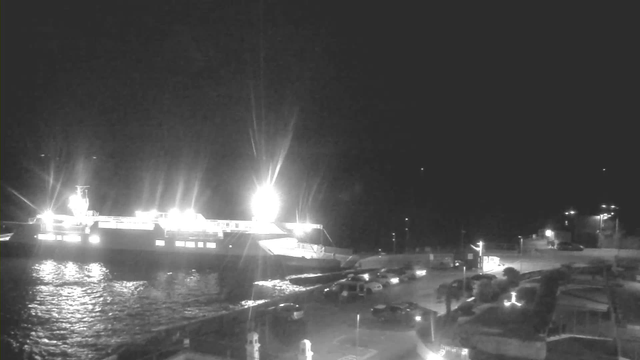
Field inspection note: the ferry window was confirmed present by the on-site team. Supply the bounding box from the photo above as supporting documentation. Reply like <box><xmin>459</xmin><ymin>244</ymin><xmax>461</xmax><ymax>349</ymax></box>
<box><xmin>197</xmin><ymin>242</ymin><xmax>204</xmax><ymax>248</ymax></box>
<box><xmin>155</xmin><ymin>240</ymin><xmax>165</xmax><ymax>246</ymax></box>
<box><xmin>176</xmin><ymin>241</ymin><xmax>185</xmax><ymax>247</ymax></box>
<box><xmin>206</xmin><ymin>242</ymin><xmax>216</xmax><ymax>249</ymax></box>
<box><xmin>186</xmin><ymin>241</ymin><xmax>195</xmax><ymax>248</ymax></box>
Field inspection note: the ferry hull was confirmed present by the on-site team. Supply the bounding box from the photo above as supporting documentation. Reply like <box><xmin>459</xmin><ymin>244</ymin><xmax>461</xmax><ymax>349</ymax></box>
<box><xmin>1</xmin><ymin>225</ymin><xmax>348</xmax><ymax>275</ymax></box>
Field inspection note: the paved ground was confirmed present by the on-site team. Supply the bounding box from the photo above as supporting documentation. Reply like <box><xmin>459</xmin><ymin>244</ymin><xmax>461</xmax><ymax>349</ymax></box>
<box><xmin>292</xmin><ymin>251</ymin><xmax>603</xmax><ymax>360</ymax></box>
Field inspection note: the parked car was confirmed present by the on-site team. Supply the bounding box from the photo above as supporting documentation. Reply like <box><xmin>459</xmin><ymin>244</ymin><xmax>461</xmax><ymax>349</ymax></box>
<box><xmin>265</xmin><ymin>303</ymin><xmax>304</xmax><ymax>321</ymax></box>
<box><xmin>436</xmin><ymin>274</ymin><xmax>498</xmax><ymax>301</ymax></box>
<box><xmin>378</xmin><ymin>268</ymin><xmax>408</xmax><ymax>282</ymax></box>
<box><xmin>371</xmin><ymin>272</ymin><xmax>400</xmax><ymax>286</ymax></box>
<box><xmin>324</xmin><ymin>279</ymin><xmax>381</xmax><ymax>301</ymax></box>
<box><xmin>345</xmin><ymin>275</ymin><xmax>384</xmax><ymax>292</ymax></box>
<box><xmin>556</xmin><ymin>242</ymin><xmax>584</xmax><ymax>251</ymax></box>
<box><xmin>370</xmin><ymin>302</ymin><xmax>429</xmax><ymax>326</ymax></box>
<box><xmin>402</xmin><ymin>267</ymin><xmax>428</xmax><ymax>280</ymax></box>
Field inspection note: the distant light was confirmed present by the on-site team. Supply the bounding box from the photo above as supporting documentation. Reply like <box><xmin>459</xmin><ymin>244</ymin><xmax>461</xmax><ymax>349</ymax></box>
<box><xmin>92</xmin><ymin>156</ymin><xmax>97</xmax><ymax>159</ymax></box>
<box><xmin>405</xmin><ymin>218</ymin><xmax>409</xmax><ymax>221</ymax></box>
<box><xmin>420</xmin><ymin>168</ymin><xmax>424</xmax><ymax>171</ymax></box>
<box><xmin>89</xmin><ymin>235</ymin><xmax>100</xmax><ymax>244</ymax></box>
<box><xmin>415</xmin><ymin>315</ymin><xmax>422</xmax><ymax>322</ymax></box>
<box><xmin>40</xmin><ymin>154</ymin><xmax>45</xmax><ymax>157</ymax></box>
<box><xmin>251</xmin><ymin>186</ymin><xmax>280</xmax><ymax>222</ymax></box>
<box><xmin>601</xmin><ymin>204</ymin><xmax>607</xmax><ymax>208</ymax></box>
<box><xmin>545</xmin><ymin>229</ymin><xmax>554</xmax><ymax>237</ymax></box>
<box><xmin>603</xmin><ymin>168</ymin><xmax>606</xmax><ymax>171</ymax></box>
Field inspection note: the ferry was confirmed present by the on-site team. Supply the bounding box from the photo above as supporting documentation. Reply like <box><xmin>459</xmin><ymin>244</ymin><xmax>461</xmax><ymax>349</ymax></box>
<box><xmin>4</xmin><ymin>186</ymin><xmax>355</xmax><ymax>272</ymax></box>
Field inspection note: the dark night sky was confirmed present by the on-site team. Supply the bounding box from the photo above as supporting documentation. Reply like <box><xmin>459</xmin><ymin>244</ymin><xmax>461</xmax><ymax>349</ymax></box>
<box><xmin>2</xmin><ymin>1</ymin><xmax>638</xmax><ymax>248</ymax></box>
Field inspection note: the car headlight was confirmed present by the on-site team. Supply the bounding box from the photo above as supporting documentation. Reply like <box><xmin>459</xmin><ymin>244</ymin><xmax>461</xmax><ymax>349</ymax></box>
<box><xmin>390</xmin><ymin>278</ymin><xmax>399</xmax><ymax>284</ymax></box>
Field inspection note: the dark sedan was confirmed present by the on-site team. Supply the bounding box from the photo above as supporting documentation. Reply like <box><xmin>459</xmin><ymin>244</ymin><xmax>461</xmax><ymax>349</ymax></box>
<box><xmin>556</xmin><ymin>242</ymin><xmax>584</xmax><ymax>251</ymax></box>
<box><xmin>371</xmin><ymin>301</ymin><xmax>434</xmax><ymax>326</ymax></box>
<box><xmin>265</xmin><ymin>303</ymin><xmax>304</xmax><ymax>321</ymax></box>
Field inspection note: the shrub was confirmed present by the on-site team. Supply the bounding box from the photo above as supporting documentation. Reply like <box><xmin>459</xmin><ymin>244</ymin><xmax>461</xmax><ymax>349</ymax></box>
<box><xmin>503</xmin><ymin>267</ymin><xmax>521</xmax><ymax>287</ymax></box>
<box><xmin>531</xmin><ymin>269</ymin><xmax>568</xmax><ymax>333</ymax></box>
<box><xmin>492</xmin><ymin>278</ymin><xmax>511</xmax><ymax>298</ymax></box>
<box><xmin>473</xmin><ymin>279</ymin><xmax>494</xmax><ymax>303</ymax></box>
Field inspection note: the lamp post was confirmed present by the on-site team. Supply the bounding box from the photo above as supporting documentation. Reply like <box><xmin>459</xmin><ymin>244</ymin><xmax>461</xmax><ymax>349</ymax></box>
<box><xmin>405</xmin><ymin>217</ymin><xmax>410</xmax><ymax>250</ymax></box>
<box><xmin>470</xmin><ymin>241</ymin><xmax>483</xmax><ymax>273</ymax></box>
<box><xmin>356</xmin><ymin>312</ymin><xmax>360</xmax><ymax>358</ymax></box>
<box><xmin>519</xmin><ymin>236</ymin><xmax>523</xmax><ymax>272</ymax></box>
<box><xmin>564</xmin><ymin>209</ymin><xmax>577</xmax><ymax>242</ymax></box>
<box><xmin>392</xmin><ymin>232</ymin><xmax>396</xmax><ymax>254</ymax></box>
<box><xmin>599</xmin><ymin>205</ymin><xmax>617</xmax><ymax>234</ymax></box>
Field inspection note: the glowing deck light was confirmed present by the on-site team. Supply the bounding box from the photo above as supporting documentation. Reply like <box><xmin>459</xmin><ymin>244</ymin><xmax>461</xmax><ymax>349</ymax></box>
<box><xmin>69</xmin><ymin>194</ymin><xmax>88</xmax><ymax>217</ymax></box>
<box><xmin>89</xmin><ymin>235</ymin><xmax>100</xmax><ymax>244</ymax></box>
<box><xmin>38</xmin><ymin>233</ymin><xmax>56</xmax><ymax>241</ymax></box>
<box><xmin>41</xmin><ymin>211</ymin><xmax>55</xmax><ymax>225</ymax></box>
<box><xmin>136</xmin><ymin>210</ymin><xmax>158</xmax><ymax>220</ymax></box>
<box><xmin>504</xmin><ymin>292</ymin><xmax>522</xmax><ymax>307</ymax></box>
<box><xmin>169</xmin><ymin>208</ymin><xmax>181</xmax><ymax>219</ymax></box>
<box><xmin>251</xmin><ymin>186</ymin><xmax>280</xmax><ymax>222</ymax></box>
<box><xmin>64</xmin><ymin>234</ymin><xmax>81</xmax><ymax>243</ymax></box>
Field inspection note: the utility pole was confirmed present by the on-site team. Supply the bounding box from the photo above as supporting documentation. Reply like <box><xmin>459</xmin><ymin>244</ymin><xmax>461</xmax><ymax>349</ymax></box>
<box><xmin>392</xmin><ymin>232</ymin><xmax>396</xmax><ymax>254</ymax></box>
<box><xmin>404</xmin><ymin>218</ymin><xmax>409</xmax><ymax>253</ymax></box>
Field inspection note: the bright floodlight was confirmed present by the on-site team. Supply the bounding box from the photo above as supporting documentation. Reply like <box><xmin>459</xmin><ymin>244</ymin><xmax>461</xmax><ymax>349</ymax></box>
<box><xmin>41</xmin><ymin>210</ymin><xmax>55</xmax><ymax>225</ymax></box>
<box><xmin>545</xmin><ymin>229</ymin><xmax>554</xmax><ymax>237</ymax></box>
<box><xmin>251</xmin><ymin>186</ymin><xmax>280</xmax><ymax>222</ymax></box>
<box><xmin>169</xmin><ymin>208</ymin><xmax>181</xmax><ymax>219</ymax></box>
<box><xmin>68</xmin><ymin>194</ymin><xmax>88</xmax><ymax>217</ymax></box>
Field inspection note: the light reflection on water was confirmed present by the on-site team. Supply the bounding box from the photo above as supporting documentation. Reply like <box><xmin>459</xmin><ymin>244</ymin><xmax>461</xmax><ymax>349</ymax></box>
<box><xmin>0</xmin><ymin>258</ymin><xmax>312</xmax><ymax>360</ymax></box>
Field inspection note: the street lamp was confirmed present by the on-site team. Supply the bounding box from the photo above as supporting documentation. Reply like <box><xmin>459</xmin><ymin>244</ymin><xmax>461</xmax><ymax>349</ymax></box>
<box><xmin>599</xmin><ymin>204</ymin><xmax>618</xmax><ymax>233</ymax></box>
<box><xmin>564</xmin><ymin>209</ymin><xmax>577</xmax><ymax>242</ymax></box>
<box><xmin>470</xmin><ymin>240</ymin><xmax>484</xmax><ymax>273</ymax></box>
<box><xmin>545</xmin><ymin>230</ymin><xmax>555</xmax><ymax>248</ymax></box>
<box><xmin>392</xmin><ymin>232</ymin><xmax>396</xmax><ymax>254</ymax></box>
<box><xmin>404</xmin><ymin>218</ymin><xmax>410</xmax><ymax>248</ymax></box>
